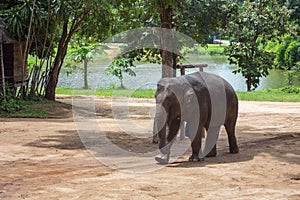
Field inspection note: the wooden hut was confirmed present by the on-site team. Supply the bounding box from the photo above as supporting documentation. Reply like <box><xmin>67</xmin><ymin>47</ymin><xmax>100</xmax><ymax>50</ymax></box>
<box><xmin>0</xmin><ymin>18</ymin><xmax>27</xmax><ymax>94</ymax></box>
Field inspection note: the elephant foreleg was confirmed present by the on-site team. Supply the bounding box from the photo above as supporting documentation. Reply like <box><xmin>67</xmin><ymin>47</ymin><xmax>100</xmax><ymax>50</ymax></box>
<box><xmin>155</xmin><ymin>117</ymin><xmax>180</xmax><ymax>164</ymax></box>
<box><xmin>206</xmin><ymin>144</ymin><xmax>217</xmax><ymax>157</ymax></box>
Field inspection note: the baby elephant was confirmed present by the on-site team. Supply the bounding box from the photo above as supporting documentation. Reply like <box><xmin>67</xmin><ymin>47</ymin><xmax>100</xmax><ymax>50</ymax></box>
<box><xmin>153</xmin><ymin>72</ymin><xmax>239</xmax><ymax>164</ymax></box>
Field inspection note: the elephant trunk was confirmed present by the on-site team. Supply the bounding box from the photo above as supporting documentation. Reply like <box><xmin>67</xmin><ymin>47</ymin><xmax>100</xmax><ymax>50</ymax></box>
<box><xmin>153</xmin><ymin>104</ymin><xmax>169</xmax><ymax>154</ymax></box>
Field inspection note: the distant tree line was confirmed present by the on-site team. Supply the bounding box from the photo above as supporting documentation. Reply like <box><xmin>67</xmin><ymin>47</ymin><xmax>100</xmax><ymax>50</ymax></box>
<box><xmin>0</xmin><ymin>0</ymin><xmax>299</xmax><ymax>99</ymax></box>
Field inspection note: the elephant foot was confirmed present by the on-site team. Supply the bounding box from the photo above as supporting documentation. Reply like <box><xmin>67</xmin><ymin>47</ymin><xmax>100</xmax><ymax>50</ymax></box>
<box><xmin>155</xmin><ymin>153</ymin><xmax>170</xmax><ymax>164</ymax></box>
<box><xmin>152</xmin><ymin>134</ymin><xmax>158</xmax><ymax>144</ymax></box>
<box><xmin>230</xmin><ymin>146</ymin><xmax>239</xmax><ymax>154</ymax></box>
<box><xmin>188</xmin><ymin>155</ymin><xmax>204</xmax><ymax>162</ymax></box>
<box><xmin>206</xmin><ymin>151</ymin><xmax>217</xmax><ymax>157</ymax></box>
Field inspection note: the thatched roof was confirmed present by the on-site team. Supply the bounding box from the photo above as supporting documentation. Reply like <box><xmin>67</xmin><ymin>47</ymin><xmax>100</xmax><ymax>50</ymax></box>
<box><xmin>0</xmin><ymin>17</ymin><xmax>17</xmax><ymax>43</ymax></box>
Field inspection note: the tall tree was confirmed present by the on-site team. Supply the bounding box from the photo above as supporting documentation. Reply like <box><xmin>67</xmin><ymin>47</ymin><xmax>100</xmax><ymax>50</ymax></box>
<box><xmin>44</xmin><ymin>0</ymin><xmax>99</xmax><ymax>100</ymax></box>
<box><xmin>159</xmin><ymin>0</ymin><xmax>176</xmax><ymax>77</ymax></box>
<box><xmin>157</xmin><ymin>0</ymin><xmax>228</xmax><ymax>77</ymax></box>
<box><xmin>0</xmin><ymin>0</ymin><xmax>55</xmax><ymax>96</ymax></box>
<box><xmin>1</xmin><ymin>0</ymin><xmax>113</xmax><ymax>100</ymax></box>
<box><xmin>278</xmin><ymin>0</ymin><xmax>300</xmax><ymax>31</ymax></box>
<box><xmin>225</xmin><ymin>0</ymin><xmax>291</xmax><ymax>91</ymax></box>
<box><xmin>118</xmin><ymin>0</ymin><xmax>228</xmax><ymax>78</ymax></box>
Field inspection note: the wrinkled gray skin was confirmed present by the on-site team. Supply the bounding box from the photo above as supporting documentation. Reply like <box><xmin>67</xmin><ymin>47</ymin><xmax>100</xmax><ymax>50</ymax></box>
<box><xmin>153</xmin><ymin>72</ymin><xmax>239</xmax><ymax>162</ymax></box>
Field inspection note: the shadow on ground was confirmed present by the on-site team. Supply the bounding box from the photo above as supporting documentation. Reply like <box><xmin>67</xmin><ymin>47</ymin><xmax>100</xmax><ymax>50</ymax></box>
<box><xmin>168</xmin><ymin>131</ymin><xmax>300</xmax><ymax>168</ymax></box>
<box><xmin>25</xmin><ymin>130</ymin><xmax>85</xmax><ymax>150</ymax></box>
<box><xmin>25</xmin><ymin>125</ymin><xmax>300</xmax><ymax>168</ymax></box>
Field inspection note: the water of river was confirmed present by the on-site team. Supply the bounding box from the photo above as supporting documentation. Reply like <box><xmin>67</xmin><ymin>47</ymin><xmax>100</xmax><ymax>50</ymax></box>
<box><xmin>57</xmin><ymin>55</ymin><xmax>290</xmax><ymax>92</ymax></box>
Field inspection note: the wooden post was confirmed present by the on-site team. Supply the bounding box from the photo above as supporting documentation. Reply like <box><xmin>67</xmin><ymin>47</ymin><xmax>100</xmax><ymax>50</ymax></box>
<box><xmin>180</xmin><ymin>67</ymin><xmax>185</xmax><ymax>76</ymax></box>
<box><xmin>0</xmin><ymin>32</ymin><xmax>5</xmax><ymax>97</ymax></box>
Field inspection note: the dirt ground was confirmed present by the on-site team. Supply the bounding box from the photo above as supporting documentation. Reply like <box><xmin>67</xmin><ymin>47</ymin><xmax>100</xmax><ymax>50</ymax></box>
<box><xmin>0</xmin><ymin>96</ymin><xmax>300</xmax><ymax>200</ymax></box>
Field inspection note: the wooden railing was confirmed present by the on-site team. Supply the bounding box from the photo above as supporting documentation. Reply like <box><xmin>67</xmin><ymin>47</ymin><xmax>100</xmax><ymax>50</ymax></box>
<box><xmin>176</xmin><ymin>64</ymin><xmax>208</xmax><ymax>76</ymax></box>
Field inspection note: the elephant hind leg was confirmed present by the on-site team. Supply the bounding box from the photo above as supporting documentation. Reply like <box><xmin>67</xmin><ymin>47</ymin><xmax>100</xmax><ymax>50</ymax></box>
<box><xmin>189</xmin><ymin>125</ymin><xmax>205</xmax><ymax>162</ymax></box>
<box><xmin>224</xmin><ymin>119</ymin><xmax>239</xmax><ymax>154</ymax></box>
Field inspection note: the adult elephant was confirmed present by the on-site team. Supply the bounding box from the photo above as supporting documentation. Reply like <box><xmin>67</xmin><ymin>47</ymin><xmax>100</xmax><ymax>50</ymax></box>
<box><xmin>153</xmin><ymin>71</ymin><xmax>239</xmax><ymax>164</ymax></box>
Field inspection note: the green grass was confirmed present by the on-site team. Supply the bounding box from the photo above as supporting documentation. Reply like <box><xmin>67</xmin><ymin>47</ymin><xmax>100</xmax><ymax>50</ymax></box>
<box><xmin>0</xmin><ymin>98</ymin><xmax>71</xmax><ymax>118</ymax></box>
<box><xmin>56</xmin><ymin>88</ymin><xmax>156</xmax><ymax>98</ymax></box>
<box><xmin>181</xmin><ymin>44</ymin><xmax>227</xmax><ymax>56</ymax></box>
<box><xmin>1</xmin><ymin>86</ymin><xmax>299</xmax><ymax>118</ymax></box>
<box><xmin>195</xmin><ymin>44</ymin><xmax>226</xmax><ymax>55</ymax></box>
<box><xmin>56</xmin><ymin>86</ymin><xmax>300</xmax><ymax>102</ymax></box>
<box><xmin>206</xmin><ymin>44</ymin><xmax>227</xmax><ymax>55</ymax></box>
<box><xmin>237</xmin><ymin>87</ymin><xmax>300</xmax><ymax>102</ymax></box>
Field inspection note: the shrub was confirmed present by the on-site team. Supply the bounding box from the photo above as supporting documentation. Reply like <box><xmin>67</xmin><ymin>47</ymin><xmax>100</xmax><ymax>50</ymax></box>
<box><xmin>0</xmin><ymin>98</ymin><xmax>24</xmax><ymax>113</ymax></box>
<box><xmin>281</xmin><ymin>85</ymin><xmax>300</xmax><ymax>94</ymax></box>
<box><xmin>274</xmin><ymin>35</ymin><xmax>293</xmax><ymax>69</ymax></box>
<box><xmin>284</xmin><ymin>41</ymin><xmax>300</xmax><ymax>69</ymax></box>
<box><xmin>105</xmin><ymin>58</ymin><xmax>136</xmax><ymax>88</ymax></box>
<box><xmin>0</xmin><ymin>87</ymin><xmax>23</xmax><ymax>113</ymax></box>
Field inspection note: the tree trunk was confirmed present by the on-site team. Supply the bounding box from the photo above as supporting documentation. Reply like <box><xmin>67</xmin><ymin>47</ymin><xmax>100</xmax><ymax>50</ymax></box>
<box><xmin>83</xmin><ymin>58</ymin><xmax>88</xmax><ymax>89</ymax></box>
<box><xmin>45</xmin><ymin>64</ymin><xmax>60</xmax><ymax>100</ymax></box>
<box><xmin>161</xmin><ymin>50</ymin><xmax>175</xmax><ymax>77</ymax></box>
<box><xmin>160</xmin><ymin>3</ymin><xmax>176</xmax><ymax>78</ymax></box>
<box><xmin>45</xmin><ymin>19</ymin><xmax>67</xmax><ymax>100</ymax></box>
<box><xmin>172</xmin><ymin>53</ymin><xmax>177</xmax><ymax>76</ymax></box>
<box><xmin>45</xmin><ymin>26</ymin><xmax>68</xmax><ymax>100</ymax></box>
<box><xmin>153</xmin><ymin>3</ymin><xmax>176</xmax><ymax>143</ymax></box>
<box><xmin>0</xmin><ymin>33</ymin><xmax>5</xmax><ymax>98</ymax></box>
<box><xmin>120</xmin><ymin>78</ymin><xmax>124</xmax><ymax>88</ymax></box>
<box><xmin>45</xmin><ymin>36</ymin><xmax>67</xmax><ymax>100</ymax></box>
<box><xmin>246</xmin><ymin>76</ymin><xmax>252</xmax><ymax>91</ymax></box>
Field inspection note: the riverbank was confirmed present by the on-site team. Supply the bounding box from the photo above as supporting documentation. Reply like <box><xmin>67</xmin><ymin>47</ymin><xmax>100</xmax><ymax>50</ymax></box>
<box><xmin>58</xmin><ymin>53</ymin><xmax>297</xmax><ymax>91</ymax></box>
<box><xmin>56</xmin><ymin>86</ymin><xmax>300</xmax><ymax>102</ymax></box>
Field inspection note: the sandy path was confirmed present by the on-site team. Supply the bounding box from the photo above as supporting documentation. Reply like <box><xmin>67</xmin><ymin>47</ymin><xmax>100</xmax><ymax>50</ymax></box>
<box><xmin>0</xmin><ymin>97</ymin><xmax>299</xmax><ymax>199</ymax></box>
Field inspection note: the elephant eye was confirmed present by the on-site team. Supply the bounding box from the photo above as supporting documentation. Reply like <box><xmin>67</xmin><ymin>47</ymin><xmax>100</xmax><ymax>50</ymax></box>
<box><xmin>157</xmin><ymin>84</ymin><xmax>165</xmax><ymax>92</ymax></box>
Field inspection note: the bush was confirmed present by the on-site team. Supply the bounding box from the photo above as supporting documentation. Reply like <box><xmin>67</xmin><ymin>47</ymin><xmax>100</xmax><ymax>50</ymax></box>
<box><xmin>284</xmin><ymin>41</ymin><xmax>300</xmax><ymax>69</ymax></box>
<box><xmin>0</xmin><ymin>87</ymin><xmax>24</xmax><ymax>113</ymax></box>
<box><xmin>281</xmin><ymin>85</ymin><xmax>300</xmax><ymax>94</ymax></box>
<box><xmin>105</xmin><ymin>58</ymin><xmax>136</xmax><ymax>88</ymax></box>
<box><xmin>274</xmin><ymin>35</ymin><xmax>293</xmax><ymax>69</ymax></box>
<box><xmin>0</xmin><ymin>98</ymin><xmax>24</xmax><ymax>113</ymax></box>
